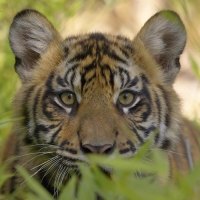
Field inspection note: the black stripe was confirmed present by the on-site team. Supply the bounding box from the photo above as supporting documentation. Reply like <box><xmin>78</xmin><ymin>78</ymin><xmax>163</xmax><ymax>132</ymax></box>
<box><xmin>119</xmin><ymin>148</ymin><xmax>130</xmax><ymax>154</ymax></box>
<box><xmin>56</xmin><ymin>76</ymin><xmax>67</xmax><ymax>87</ymax></box>
<box><xmin>60</xmin><ymin>140</ymin><xmax>70</xmax><ymax>147</ymax></box>
<box><xmin>129</xmin><ymin>101</ymin><xmax>151</xmax><ymax>123</ymax></box>
<box><xmin>119</xmin><ymin>46</ymin><xmax>130</xmax><ymax>59</ymax></box>
<box><xmin>45</xmin><ymin>72</ymin><xmax>54</xmax><ymax>91</ymax></box>
<box><xmin>102</xmin><ymin>36</ymin><xmax>133</xmax><ymax>59</ymax></box>
<box><xmin>154</xmin><ymin>133</ymin><xmax>160</xmax><ymax>144</ymax></box>
<box><xmin>49</xmin><ymin>126</ymin><xmax>62</xmax><ymax>144</ymax></box>
<box><xmin>133</xmin><ymin>80</ymin><xmax>152</xmax><ymax>122</ymax></box>
<box><xmin>35</xmin><ymin>124</ymin><xmax>49</xmax><ymax>133</ymax></box>
<box><xmin>32</xmin><ymin>87</ymin><xmax>42</xmax><ymax>141</ymax></box>
<box><xmin>82</xmin><ymin>61</ymin><xmax>96</xmax><ymax>74</ymax></box>
<box><xmin>80</xmin><ymin>61</ymin><xmax>96</xmax><ymax>92</ymax></box>
<box><xmin>65</xmin><ymin>69</ymin><xmax>72</xmax><ymax>85</ymax></box>
<box><xmin>64</xmin><ymin>35</ymin><xmax>79</xmax><ymax>42</ymax></box>
<box><xmin>127</xmin><ymin>78</ymin><xmax>151</xmax><ymax>114</ymax></box>
<box><xmin>34</xmin><ymin>124</ymin><xmax>59</xmax><ymax>135</ymax></box>
<box><xmin>141</xmin><ymin>74</ymin><xmax>149</xmax><ymax>84</ymax></box>
<box><xmin>41</xmin><ymin>91</ymin><xmax>60</xmax><ymax>121</ymax></box>
<box><xmin>141</xmin><ymin>82</ymin><xmax>151</xmax><ymax>104</ymax></box>
<box><xmin>68</xmin><ymin>49</ymin><xmax>92</xmax><ymax>63</ymax></box>
<box><xmin>65</xmin><ymin>63</ymin><xmax>79</xmax><ymax>84</ymax></box>
<box><xmin>158</xmin><ymin>85</ymin><xmax>171</xmax><ymax>127</ymax></box>
<box><xmin>68</xmin><ymin>52</ymin><xmax>88</xmax><ymax>62</ymax></box>
<box><xmin>136</xmin><ymin>125</ymin><xmax>156</xmax><ymax>137</ymax></box>
<box><xmin>154</xmin><ymin>90</ymin><xmax>161</xmax><ymax>124</ymax></box>
<box><xmin>64</xmin><ymin>147</ymin><xmax>78</xmax><ymax>155</ymax></box>
<box><xmin>33</xmin><ymin>88</ymin><xmax>42</xmax><ymax>122</ymax></box>
<box><xmin>160</xmin><ymin>138</ymin><xmax>171</xmax><ymax>150</ymax></box>
<box><xmin>107</xmin><ymin>40</ymin><xmax>132</xmax><ymax>59</ymax></box>
<box><xmin>24</xmin><ymin>134</ymin><xmax>33</xmax><ymax>144</ymax></box>
<box><xmin>70</xmin><ymin>71</ymin><xmax>76</xmax><ymax>89</ymax></box>
<box><xmin>81</xmin><ymin>74</ymin><xmax>96</xmax><ymax>93</ymax></box>
<box><xmin>64</xmin><ymin>46</ymin><xmax>69</xmax><ymax>56</ymax></box>
<box><xmin>89</xmin><ymin>33</ymin><xmax>106</xmax><ymax>41</ymax></box>
<box><xmin>142</xmin><ymin>103</ymin><xmax>151</xmax><ymax>122</ymax></box>
<box><xmin>131</xmin><ymin>126</ymin><xmax>144</xmax><ymax>143</ymax></box>
<box><xmin>81</xmin><ymin>75</ymin><xmax>86</xmax><ymax>93</ymax></box>
<box><xmin>103</xmin><ymin>46</ymin><xmax>128</xmax><ymax>65</ymax></box>
<box><xmin>22</xmin><ymin>86</ymin><xmax>35</xmax><ymax>127</ymax></box>
<box><xmin>118</xmin><ymin>67</ymin><xmax>130</xmax><ymax>88</ymax></box>
<box><xmin>101</xmin><ymin>70</ymin><xmax>110</xmax><ymax>85</ymax></box>
<box><xmin>125</xmin><ymin>76</ymin><xmax>139</xmax><ymax>88</ymax></box>
<box><xmin>126</xmin><ymin>140</ymin><xmax>137</xmax><ymax>152</ymax></box>
<box><xmin>42</xmin><ymin>102</ymin><xmax>54</xmax><ymax>120</ymax></box>
<box><xmin>116</xmin><ymin>35</ymin><xmax>131</xmax><ymax>43</ymax></box>
<box><xmin>100</xmin><ymin>64</ymin><xmax>115</xmax><ymax>90</ymax></box>
<box><xmin>109</xmin><ymin>69</ymin><xmax>115</xmax><ymax>90</ymax></box>
<box><xmin>144</xmin><ymin>126</ymin><xmax>156</xmax><ymax>137</ymax></box>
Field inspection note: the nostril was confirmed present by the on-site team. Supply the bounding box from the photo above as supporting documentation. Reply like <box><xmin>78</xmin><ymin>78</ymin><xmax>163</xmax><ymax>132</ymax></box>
<box><xmin>81</xmin><ymin>144</ymin><xmax>93</xmax><ymax>154</ymax></box>
<box><xmin>81</xmin><ymin>143</ymin><xmax>115</xmax><ymax>154</ymax></box>
<box><xmin>103</xmin><ymin>144</ymin><xmax>115</xmax><ymax>154</ymax></box>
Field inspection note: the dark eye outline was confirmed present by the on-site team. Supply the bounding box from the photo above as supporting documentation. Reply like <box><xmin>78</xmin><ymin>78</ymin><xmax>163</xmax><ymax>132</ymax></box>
<box><xmin>58</xmin><ymin>90</ymin><xmax>77</xmax><ymax>108</ymax></box>
<box><xmin>117</xmin><ymin>90</ymin><xmax>136</xmax><ymax>108</ymax></box>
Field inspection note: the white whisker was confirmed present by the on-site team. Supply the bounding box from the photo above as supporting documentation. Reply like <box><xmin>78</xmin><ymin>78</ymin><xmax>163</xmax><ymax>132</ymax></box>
<box><xmin>21</xmin><ymin>152</ymin><xmax>54</xmax><ymax>167</ymax></box>
<box><xmin>53</xmin><ymin>164</ymin><xmax>63</xmax><ymax>198</ymax></box>
<box><xmin>41</xmin><ymin>156</ymin><xmax>60</xmax><ymax>181</ymax></box>
<box><xmin>31</xmin><ymin>154</ymin><xmax>57</xmax><ymax>170</ymax></box>
<box><xmin>48</xmin><ymin>157</ymin><xmax>63</xmax><ymax>186</ymax></box>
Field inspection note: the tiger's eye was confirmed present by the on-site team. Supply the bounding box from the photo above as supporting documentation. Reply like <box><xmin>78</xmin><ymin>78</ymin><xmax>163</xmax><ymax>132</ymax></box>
<box><xmin>118</xmin><ymin>91</ymin><xmax>135</xmax><ymax>107</ymax></box>
<box><xmin>59</xmin><ymin>91</ymin><xmax>76</xmax><ymax>106</ymax></box>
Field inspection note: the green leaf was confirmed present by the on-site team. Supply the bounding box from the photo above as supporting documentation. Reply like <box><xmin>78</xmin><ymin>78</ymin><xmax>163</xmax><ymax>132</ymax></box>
<box><xmin>59</xmin><ymin>176</ymin><xmax>77</xmax><ymax>200</ymax></box>
<box><xmin>17</xmin><ymin>166</ymin><xmax>53</xmax><ymax>200</ymax></box>
<box><xmin>0</xmin><ymin>164</ymin><xmax>12</xmax><ymax>188</ymax></box>
<box><xmin>77</xmin><ymin>165</ymin><xmax>96</xmax><ymax>200</ymax></box>
<box><xmin>189</xmin><ymin>55</ymin><xmax>200</xmax><ymax>79</ymax></box>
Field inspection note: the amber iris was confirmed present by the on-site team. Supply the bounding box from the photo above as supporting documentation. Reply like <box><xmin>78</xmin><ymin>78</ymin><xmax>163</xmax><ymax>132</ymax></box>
<box><xmin>59</xmin><ymin>91</ymin><xmax>76</xmax><ymax>106</ymax></box>
<box><xmin>118</xmin><ymin>91</ymin><xmax>135</xmax><ymax>107</ymax></box>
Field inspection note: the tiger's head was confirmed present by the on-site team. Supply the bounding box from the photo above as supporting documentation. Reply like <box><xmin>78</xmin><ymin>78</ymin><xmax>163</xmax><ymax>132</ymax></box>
<box><xmin>9</xmin><ymin>10</ymin><xmax>186</xmax><ymax>166</ymax></box>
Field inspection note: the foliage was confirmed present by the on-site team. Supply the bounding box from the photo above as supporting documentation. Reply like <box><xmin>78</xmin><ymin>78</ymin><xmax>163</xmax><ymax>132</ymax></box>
<box><xmin>0</xmin><ymin>145</ymin><xmax>200</xmax><ymax>200</ymax></box>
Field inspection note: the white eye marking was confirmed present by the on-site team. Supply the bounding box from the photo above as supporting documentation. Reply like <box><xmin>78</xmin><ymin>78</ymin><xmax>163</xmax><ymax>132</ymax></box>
<box><xmin>54</xmin><ymin>97</ymin><xmax>72</xmax><ymax>114</ymax></box>
<box><xmin>122</xmin><ymin>96</ymin><xmax>140</xmax><ymax>114</ymax></box>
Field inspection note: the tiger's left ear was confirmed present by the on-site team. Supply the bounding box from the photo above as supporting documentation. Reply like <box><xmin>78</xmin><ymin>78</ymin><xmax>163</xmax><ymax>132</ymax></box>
<box><xmin>133</xmin><ymin>10</ymin><xmax>186</xmax><ymax>84</ymax></box>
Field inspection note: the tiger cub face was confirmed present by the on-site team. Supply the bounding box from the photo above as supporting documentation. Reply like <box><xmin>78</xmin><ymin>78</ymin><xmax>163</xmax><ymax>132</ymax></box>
<box><xmin>9</xmin><ymin>10</ymin><xmax>186</xmax><ymax>167</ymax></box>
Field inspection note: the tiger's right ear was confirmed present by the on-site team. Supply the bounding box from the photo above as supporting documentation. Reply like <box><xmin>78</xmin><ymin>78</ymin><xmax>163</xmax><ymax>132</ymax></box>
<box><xmin>9</xmin><ymin>9</ymin><xmax>61</xmax><ymax>80</ymax></box>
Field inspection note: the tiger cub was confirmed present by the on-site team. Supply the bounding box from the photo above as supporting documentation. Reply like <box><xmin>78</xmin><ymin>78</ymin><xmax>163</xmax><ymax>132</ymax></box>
<box><xmin>2</xmin><ymin>9</ymin><xmax>200</xmax><ymax>194</ymax></box>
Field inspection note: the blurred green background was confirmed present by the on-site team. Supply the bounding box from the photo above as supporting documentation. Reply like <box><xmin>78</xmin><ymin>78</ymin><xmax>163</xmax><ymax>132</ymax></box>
<box><xmin>0</xmin><ymin>0</ymin><xmax>200</xmax><ymax>199</ymax></box>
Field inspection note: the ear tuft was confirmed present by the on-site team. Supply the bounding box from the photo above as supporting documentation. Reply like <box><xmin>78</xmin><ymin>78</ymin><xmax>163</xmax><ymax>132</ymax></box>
<box><xmin>9</xmin><ymin>9</ymin><xmax>60</xmax><ymax>80</ymax></box>
<box><xmin>134</xmin><ymin>10</ymin><xmax>186</xmax><ymax>84</ymax></box>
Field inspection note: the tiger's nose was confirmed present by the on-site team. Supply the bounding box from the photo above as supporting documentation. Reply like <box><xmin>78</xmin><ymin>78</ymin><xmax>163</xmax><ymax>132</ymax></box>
<box><xmin>81</xmin><ymin>143</ymin><xmax>115</xmax><ymax>154</ymax></box>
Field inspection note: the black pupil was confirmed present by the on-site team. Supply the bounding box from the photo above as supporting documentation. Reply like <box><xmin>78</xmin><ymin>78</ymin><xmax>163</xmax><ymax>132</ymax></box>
<box><xmin>68</xmin><ymin>94</ymin><xmax>73</xmax><ymax>99</ymax></box>
<box><xmin>123</xmin><ymin>94</ymin><xmax>128</xmax><ymax>100</ymax></box>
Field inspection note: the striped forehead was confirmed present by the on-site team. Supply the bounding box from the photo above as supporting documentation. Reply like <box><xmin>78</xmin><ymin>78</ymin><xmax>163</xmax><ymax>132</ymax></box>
<box><xmin>54</xmin><ymin>33</ymin><xmax>142</xmax><ymax>94</ymax></box>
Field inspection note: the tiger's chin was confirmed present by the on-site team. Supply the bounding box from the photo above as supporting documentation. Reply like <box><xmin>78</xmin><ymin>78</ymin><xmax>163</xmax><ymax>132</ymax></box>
<box><xmin>37</xmin><ymin>153</ymin><xmax>113</xmax><ymax>197</ymax></box>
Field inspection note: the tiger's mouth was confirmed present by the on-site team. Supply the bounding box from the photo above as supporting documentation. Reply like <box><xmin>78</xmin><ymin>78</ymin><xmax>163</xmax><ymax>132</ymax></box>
<box><xmin>55</xmin><ymin>148</ymin><xmax>115</xmax><ymax>178</ymax></box>
<box><xmin>56</xmin><ymin>149</ymin><xmax>112</xmax><ymax>171</ymax></box>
